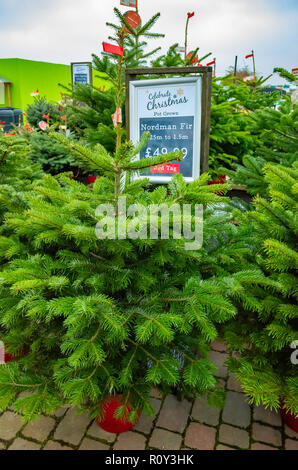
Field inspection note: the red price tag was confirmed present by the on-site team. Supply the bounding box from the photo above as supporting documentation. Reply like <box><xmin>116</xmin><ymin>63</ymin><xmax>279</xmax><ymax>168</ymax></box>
<box><xmin>151</xmin><ymin>163</ymin><xmax>180</xmax><ymax>174</ymax></box>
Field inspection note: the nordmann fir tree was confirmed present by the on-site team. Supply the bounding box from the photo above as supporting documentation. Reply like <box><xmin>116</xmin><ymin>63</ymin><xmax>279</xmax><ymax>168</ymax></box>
<box><xmin>24</xmin><ymin>98</ymin><xmax>81</xmax><ymax>175</ymax></box>
<box><xmin>224</xmin><ymin>95</ymin><xmax>298</xmax><ymax>196</ymax></box>
<box><xmin>212</xmin><ymin>75</ymin><xmax>285</xmax><ymax>180</ymax></box>
<box><xmin>105</xmin><ymin>7</ymin><xmax>164</xmax><ymax>68</ymax></box>
<box><xmin>225</xmin><ymin>162</ymin><xmax>298</xmax><ymax>415</ymax></box>
<box><xmin>66</xmin><ymin>8</ymin><xmax>212</xmax><ymax>154</ymax></box>
<box><xmin>0</xmin><ymin>150</ymin><xmax>236</xmax><ymax>421</ymax></box>
<box><xmin>0</xmin><ymin>134</ymin><xmax>43</xmax><ymax>243</ymax></box>
<box><xmin>0</xmin><ymin>134</ymin><xmax>44</xmax><ymax>362</ymax></box>
<box><xmin>0</xmin><ymin>27</ymin><xmax>258</xmax><ymax>423</ymax></box>
<box><xmin>66</xmin><ymin>7</ymin><xmax>165</xmax><ymax>154</ymax></box>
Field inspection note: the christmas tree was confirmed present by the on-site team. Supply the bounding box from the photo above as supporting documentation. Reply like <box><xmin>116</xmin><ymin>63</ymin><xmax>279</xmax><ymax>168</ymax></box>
<box><xmin>0</xmin><ymin>35</ymin><xmax>263</xmax><ymax>421</ymax></box>
<box><xmin>65</xmin><ymin>7</ymin><xmax>165</xmax><ymax>155</ymax></box>
<box><xmin>0</xmin><ymin>134</ymin><xmax>43</xmax><ymax>232</ymax></box>
<box><xmin>225</xmin><ymin>162</ymin><xmax>298</xmax><ymax>415</ymax></box>
<box><xmin>208</xmin><ymin>79</ymin><xmax>252</xmax><ymax>175</ymax></box>
<box><xmin>0</xmin><ymin>124</ymin><xmax>255</xmax><ymax>421</ymax></box>
<box><xmin>66</xmin><ymin>7</ymin><xmax>213</xmax><ymax>159</ymax></box>
<box><xmin>24</xmin><ymin>97</ymin><xmax>83</xmax><ymax>175</ymax></box>
<box><xmin>106</xmin><ymin>7</ymin><xmax>164</xmax><ymax>68</ymax></box>
<box><xmin>225</xmin><ymin>95</ymin><xmax>298</xmax><ymax>195</ymax></box>
<box><xmin>26</xmin><ymin>97</ymin><xmax>62</xmax><ymax>128</ymax></box>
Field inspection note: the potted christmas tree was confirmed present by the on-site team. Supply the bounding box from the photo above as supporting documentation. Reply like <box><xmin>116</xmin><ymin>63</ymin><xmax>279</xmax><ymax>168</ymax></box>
<box><xmin>0</xmin><ymin>25</ymin><xmax>260</xmax><ymax>427</ymax></box>
<box><xmin>0</xmin><ymin>123</ymin><xmax>247</xmax><ymax>427</ymax></box>
<box><xmin>225</xmin><ymin>162</ymin><xmax>298</xmax><ymax>431</ymax></box>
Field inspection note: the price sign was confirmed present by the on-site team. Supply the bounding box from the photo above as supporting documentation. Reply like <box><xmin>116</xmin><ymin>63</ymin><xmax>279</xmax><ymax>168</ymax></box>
<box><xmin>129</xmin><ymin>76</ymin><xmax>203</xmax><ymax>183</ymax></box>
<box><xmin>71</xmin><ymin>62</ymin><xmax>92</xmax><ymax>86</ymax></box>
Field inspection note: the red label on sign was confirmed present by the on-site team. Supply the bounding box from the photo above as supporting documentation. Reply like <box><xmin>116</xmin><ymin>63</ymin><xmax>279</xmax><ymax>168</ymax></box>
<box><xmin>150</xmin><ymin>163</ymin><xmax>180</xmax><ymax>174</ymax></box>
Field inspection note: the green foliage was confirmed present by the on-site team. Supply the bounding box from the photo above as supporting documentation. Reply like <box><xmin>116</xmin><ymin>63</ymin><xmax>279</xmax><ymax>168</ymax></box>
<box><xmin>29</xmin><ymin>132</ymin><xmax>83</xmax><ymax>175</ymax></box>
<box><xmin>67</xmin><ymin>9</ymin><xmax>212</xmax><ymax>158</ymax></box>
<box><xmin>0</xmin><ymin>135</ymin><xmax>43</xmax><ymax>229</ymax></box>
<box><xmin>0</xmin><ymin>131</ymin><xmax>260</xmax><ymax>422</ymax></box>
<box><xmin>24</xmin><ymin>97</ymin><xmax>85</xmax><ymax>175</ymax></box>
<box><xmin>209</xmin><ymin>80</ymin><xmax>251</xmax><ymax>174</ymax></box>
<box><xmin>274</xmin><ymin>67</ymin><xmax>297</xmax><ymax>84</ymax></box>
<box><xmin>151</xmin><ymin>44</ymin><xmax>184</xmax><ymax>68</ymax></box>
<box><xmin>224</xmin><ymin>163</ymin><xmax>298</xmax><ymax>415</ymax></box>
<box><xmin>26</xmin><ymin>97</ymin><xmax>63</xmax><ymax>128</ymax></box>
<box><xmin>2</xmin><ymin>3</ymin><xmax>297</xmax><ymax>425</ymax></box>
<box><xmin>225</xmin><ymin>96</ymin><xmax>298</xmax><ymax>195</ymax></box>
<box><xmin>64</xmin><ymin>85</ymin><xmax>117</xmax><ymax>154</ymax></box>
<box><xmin>111</xmin><ymin>8</ymin><xmax>165</xmax><ymax>67</ymax></box>
<box><xmin>203</xmin><ymin>76</ymin><xmax>282</xmax><ymax>176</ymax></box>
<box><xmin>66</xmin><ymin>7</ymin><xmax>165</xmax><ymax>153</ymax></box>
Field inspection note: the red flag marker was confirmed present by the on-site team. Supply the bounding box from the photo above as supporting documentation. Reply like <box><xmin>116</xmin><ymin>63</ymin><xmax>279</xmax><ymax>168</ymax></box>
<box><xmin>207</xmin><ymin>60</ymin><xmax>216</xmax><ymax>66</ymax></box>
<box><xmin>187</xmin><ymin>12</ymin><xmax>195</xmax><ymax>18</ymax></box>
<box><xmin>103</xmin><ymin>42</ymin><xmax>124</xmax><ymax>56</ymax></box>
<box><xmin>245</xmin><ymin>53</ymin><xmax>254</xmax><ymax>59</ymax></box>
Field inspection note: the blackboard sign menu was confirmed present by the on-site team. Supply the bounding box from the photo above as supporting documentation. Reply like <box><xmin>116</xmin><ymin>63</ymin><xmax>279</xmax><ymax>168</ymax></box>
<box><xmin>129</xmin><ymin>77</ymin><xmax>202</xmax><ymax>183</ymax></box>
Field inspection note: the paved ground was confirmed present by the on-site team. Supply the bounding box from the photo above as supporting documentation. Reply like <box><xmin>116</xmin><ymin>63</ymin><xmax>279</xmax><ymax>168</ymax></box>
<box><xmin>0</xmin><ymin>340</ymin><xmax>297</xmax><ymax>451</ymax></box>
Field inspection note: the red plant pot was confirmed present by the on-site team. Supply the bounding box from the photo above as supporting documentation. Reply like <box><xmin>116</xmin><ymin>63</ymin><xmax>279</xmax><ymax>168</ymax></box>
<box><xmin>281</xmin><ymin>407</ymin><xmax>298</xmax><ymax>433</ymax></box>
<box><xmin>87</xmin><ymin>175</ymin><xmax>97</xmax><ymax>185</ymax></box>
<box><xmin>96</xmin><ymin>395</ymin><xmax>141</xmax><ymax>434</ymax></box>
<box><xmin>208</xmin><ymin>174</ymin><xmax>227</xmax><ymax>185</ymax></box>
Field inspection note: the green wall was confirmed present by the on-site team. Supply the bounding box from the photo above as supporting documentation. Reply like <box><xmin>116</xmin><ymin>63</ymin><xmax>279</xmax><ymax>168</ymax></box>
<box><xmin>0</xmin><ymin>58</ymin><xmax>108</xmax><ymax>111</ymax></box>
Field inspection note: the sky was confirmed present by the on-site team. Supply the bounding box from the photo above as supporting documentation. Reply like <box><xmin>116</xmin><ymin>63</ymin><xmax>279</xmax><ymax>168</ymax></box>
<box><xmin>0</xmin><ymin>0</ymin><xmax>297</xmax><ymax>85</ymax></box>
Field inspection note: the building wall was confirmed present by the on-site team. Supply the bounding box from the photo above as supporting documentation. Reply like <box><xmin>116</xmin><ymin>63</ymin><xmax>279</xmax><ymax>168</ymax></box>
<box><xmin>0</xmin><ymin>58</ymin><xmax>109</xmax><ymax>111</ymax></box>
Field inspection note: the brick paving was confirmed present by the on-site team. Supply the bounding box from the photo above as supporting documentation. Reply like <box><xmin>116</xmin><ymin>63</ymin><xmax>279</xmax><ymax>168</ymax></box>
<box><xmin>0</xmin><ymin>342</ymin><xmax>297</xmax><ymax>450</ymax></box>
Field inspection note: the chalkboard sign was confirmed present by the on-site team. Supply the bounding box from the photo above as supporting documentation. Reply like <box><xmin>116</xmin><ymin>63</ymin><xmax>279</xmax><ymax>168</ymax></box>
<box><xmin>71</xmin><ymin>62</ymin><xmax>92</xmax><ymax>86</ymax></box>
<box><xmin>129</xmin><ymin>75</ymin><xmax>204</xmax><ymax>183</ymax></box>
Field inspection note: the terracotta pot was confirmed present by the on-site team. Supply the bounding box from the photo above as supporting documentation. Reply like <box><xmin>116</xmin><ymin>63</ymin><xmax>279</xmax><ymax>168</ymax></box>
<box><xmin>281</xmin><ymin>406</ymin><xmax>298</xmax><ymax>433</ymax></box>
<box><xmin>96</xmin><ymin>395</ymin><xmax>141</xmax><ymax>434</ymax></box>
<box><xmin>87</xmin><ymin>175</ymin><xmax>97</xmax><ymax>185</ymax></box>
